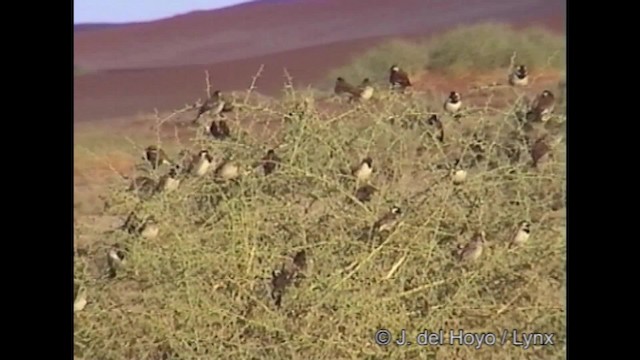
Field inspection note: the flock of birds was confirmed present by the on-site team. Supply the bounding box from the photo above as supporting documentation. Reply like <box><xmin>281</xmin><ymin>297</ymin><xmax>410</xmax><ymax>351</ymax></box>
<box><xmin>74</xmin><ymin>62</ymin><xmax>563</xmax><ymax>313</ymax></box>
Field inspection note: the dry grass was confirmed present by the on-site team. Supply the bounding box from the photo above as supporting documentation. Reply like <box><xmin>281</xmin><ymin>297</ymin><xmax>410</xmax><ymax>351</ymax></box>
<box><xmin>74</xmin><ymin>78</ymin><xmax>566</xmax><ymax>359</ymax></box>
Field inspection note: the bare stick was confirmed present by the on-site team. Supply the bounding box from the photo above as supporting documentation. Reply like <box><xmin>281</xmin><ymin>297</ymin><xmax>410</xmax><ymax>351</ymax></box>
<box><xmin>243</xmin><ymin>64</ymin><xmax>265</xmax><ymax>105</ymax></box>
<box><xmin>205</xmin><ymin>70</ymin><xmax>212</xmax><ymax>99</ymax></box>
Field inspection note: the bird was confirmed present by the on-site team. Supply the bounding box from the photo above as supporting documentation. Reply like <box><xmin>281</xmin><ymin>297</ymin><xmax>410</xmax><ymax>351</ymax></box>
<box><xmin>451</xmin><ymin>159</ymin><xmax>467</xmax><ymax>185</ymax></box>
<box><xmin>214</xmin><ymin>159</ymin><xmax>241</xmax><ymax>181</ymax></box>
<box><xmin>128</xmin><ymin>176</ymin><xmax>157</xmax><ymax>199</ymax></box>
<box><xmin>458</xmin><ymin>231</ymin><xmax>486</xmax><ymax>262</ymax></box>
<box><xmin>334</xmin><ymin>77</ymin><xmax>359</xmax><ymax>100</ymax></box>
<box><xmin>509</xmin><ymin>64</ymin><xmax>529</xmax><ymax>87</ymax></box>
<box><xmin>355</xmin><ymin>78</ymin><xmax>374</xmax><ymax>101</ymax></box>
<box><xmin>389</xmin><ymin>65</ymin><xmax>412</xmax><ymax>91</ymax></box>
<box><xmin>143</xmin><ymin>145</ymin><xmax>172</xmax><ymax>169</ymax></box>
<box><xmin>188</xmin><ymin>150</ymin><xmax>215</xmax><ymax>177</ymax></box>
<box><xmin>355</xmin><ymin>184</ymin><xmax>377</xmax><ymax>203</ymax></box>
<box><xmin>444</xmin><ymin>91</ymin><xmax>462</xmax><ymax>114</ymax></box>
<box><xmin>530</xmin><ymin>134</ymin><xmax>551</xmax><ymax>168</ymax></box>
<box><xmin>107</xmin><ymin>245</ymin><xmax>127</xmax><ymax>278</ymax></box>
<box><xmin>74</xmin><ymin>286</ymin><xmax>87</xmax><ymax>313</ymax></box>
<box><xmin>351</xmin><ymin>157</ymin><xmax>373</xmax><ymax>182</ymax></box>
<box><xmin>193</xmin><ymin>90</ymin><xmax>225</xmax><ymax>123</ymax></box>
<box><xmin>526</xmin><ymin>90</ymin><xmax>555</xmax><ymax>122</ymax></box>
<box><xmin>261</xmin><ymin>149</ymin><xmax>281</xmax><ymax>176</ymax></box>
<box><xmin>509</xmin><ymin>221</ymin><xmax>531</xmax><ymax>248</ymax></box>
<box><xmin>155</xmin><ymin>165</ymin><xmax>181</xmax><ymax>193</ymax></box>
<box><xmin>139</xmin><ymin>217</ymin><xmax>160</xmax><ymax>239</ymax></box>
<box><xmin>270</xmin><ymin>264</ymin><xmax>294</xmax><ymax>308</ymax></box>
<box><xmin>292</xmin><ymin>250</ymin><xmax>307</xmax><ymax>272</ymax></box>
<box><xmin>373</xmin><ymin>206</ymin><xmax>403</xmax><ymax>233</ymax></box>
<box><xmin>427</xmin><ymin>114</ymin><xmax>444</xmax><ymax>142</ymax></box>
<box><xmin>210</xmin><ymin>119</ymin><xmax>231</xmax><ymax>140</ymax></box>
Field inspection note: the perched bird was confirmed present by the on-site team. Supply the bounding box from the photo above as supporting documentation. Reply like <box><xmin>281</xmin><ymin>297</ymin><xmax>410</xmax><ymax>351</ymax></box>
<box><xmin>427</xmin><ymin>114</ymin><xmax>444</xmax><ymax>142</ymax></box>
<box><xmin>210</xmin><ymin>119</ymin><xmax>231</xmax><ymax>140</ymax></box>
<box><xmin>193</xmin><ymin>90</ymin><xmax>225</xmax><ymax>123</ymax></box>
<box><xmin>509</xmin><ymin>221</ymin><xmax>531</xmax><ymax>248</ymax></box>
<box><xmin>373</xmin><ymin>206</ymin><xmax>403</xmax><ymax>233</ymax></box>
<box><xmin>107</xmin><ymin>245</ymin><xmax>127</xmax><ymax>278</ymax></box>
<box><xmin>74</xmin><ymin>286</ymin><xmax>87</xmax><ymax>313</ymax></box>
<box><xmin>128</xmin><ymin>176</ymin><xmax>157</xmax><ymax>199</ymax></box>
<box><xmin>355</xmin><ymin>78</ymin><xmax>375</xmax><ymax>101</ymax></box>
<box><xmin>530</xmin><ymin>134</ymin><xmax>551</xmax><ymax>168</ymax></box>
<box><xmin>451</xmin><ymin>159</ymin><xmax>467</xmax><ymax>185</ymax></box>
<box><xmin>261</xmin><ymin>149</ymin><xmax>281</xmax><ymax>176</ymax></box>
<box><xmin>334</xmin><ymin>77</ymin><xmax>359</xmax><ymax>100</ymax></box>
<box><xmin>351</xmin><ymin>157</ymin><xmax>374</xmax><ymax>182</ymax></box>
<box><xmin>526</xmin><ymin>90</ymin><xmax>555</xmax><ymax>122</ymax></box>
<box><xmin>155</xmin><ymin>165</ymin><xmax>181</xmax><ymax>193</ymax></box>
<box><xmin>270</xmin><ymin>265</ymin><xmax>294</xmax><ymax>308</ymax></box>
<box><xmin>189</xmin><ymin>150</ymin><xmax>215</xmax><ymax>177</ymax></box>
<box><xmin>143</xmin><ymin>145</ymin><xmax>172</xmax><ymax>169</ymax></box>
<box><xmin>140</xmin><ymin>217</ymin><xmax>160</xmax><ymax>239</ymax></box>
<box><xmin>444</xmin><ymin>91</ymin><xmax>462</xmax><ymax>114</ymax></box>
<box><xmin>389</xmin><ymin>65</ymin><xmax>412</xmax><ymax>91</ymax></box>
<box><xmin>509</xmin><ymin>65</ymin><xmax>529</xmax><ymax>87</ymax></box>
<box><xmin>292</xmin><ymin>250</ymin><xmax>307</xmax><ymax>273</ymax></box>
<box><xmin>458</xmin><ymin>231</ymin><xmax>486</xmax><ymax>262</ymax></box>
<box><xmin>214</xmin><ymin>159</ymin><xmax>241</xmax><ymax>181</ymax></box>
<box><xmin>355</xmin><ymin>184</ymin><xmax>377</xmax><ymax>203</ymax></box>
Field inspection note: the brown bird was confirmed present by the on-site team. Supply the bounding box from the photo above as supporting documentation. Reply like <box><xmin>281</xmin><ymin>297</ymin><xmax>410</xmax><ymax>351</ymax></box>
<box><xmin>351</xmin><ymin>157</ymin><xmax>373</xmax><ymax>182</ymax></box>
<box><xmin>530</xmin><ymin>134</ymin><xmax>551</xmax><ymax>168</ymax></box>
<box><xmin>509</xmin><ymin>65</ymin><xmax>529</xmax><ymax>87</ymax></box>
<box><xmin>261</xmin><ymin>149</ymin><xmax>281</xmax><ymax>176</ymax></box>
<box><xmin>373</xmin><ymin>206</ymin><xmax>403</xmax><ymax>233</ymax></box>
<box><xmin>509</xmin><ymin>221</ymin><xmax>531</xmax><ymax>248</ymax></box>
<box><xmin>143</xmin><ymin>145</ymin><xmax>172</xmax><ymax>169</ymax></box>
<box><xmin>292</xmin><ymin>250</ymin><xmax>307</xmax><ymax>273</ymax></box>
<box><xmin>389</xmin><ymin>65</ymin><xmax>412</xmax><ymax>91</ymax></box>
<box><xmin>458</xmin><ymin>231</ymin><xmax>486</xmax><ymax>262</ymax></box>
<box><xmin>526</xmin><ymin>90</ymin><xmax>555</xmax><ymax>122</ymax></box>
<box><xmin>334</xmin><ymin>77</ymin><xmax>359</xmax><ymax>99</ymax></box>
<box><xmin>138</xmin><ymin>217</ymin><xmax>160</xmax><ymax>239</ymax></box>
<box><xmin>210</xmin><ymin>119</ymin><xmax>231</xmax><ymax>140</ymax></box>
<box><xmin>427</xmin><ymin>114</ymin><xmax>444</xmax><ymax>142</ymax></box>
<box><xmin>107</xmin><ymin>244</ymin><xmax>127</xmax><ymax>278</ymax></box>
<box><xmin>444</xmin><ymin>91</ymin><xmax>462</xmax><ymax>114</ymax></box>
<box><xmin>214</xmin><ymin>159</ymin><xmax>241</xmax><ymax>181</ymax></box>
<box><xmin>128</xmin><ymin>176</ymin><xmax>156</xmax><ymax>199</ymax></box>
<box><xmin>270</xmin><ymin>264</ymin><xmax>294</xmax><ymax>308</ymax></box>
<box><xmin>355</xmin><ymin>184</ymin><xmax>377</xmax><ymax>203</ymax></box>
<box><xmin>193</xmin><ymin>90</ymin><xmax>225</xmax><ymax>123</ymax></box>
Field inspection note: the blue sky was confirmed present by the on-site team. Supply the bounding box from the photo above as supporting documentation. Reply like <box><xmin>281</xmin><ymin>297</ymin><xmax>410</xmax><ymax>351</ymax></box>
<box><xmin>74</xmin><ymin>0</ymin><xmax>255</xmax><ymax>24</ymax></box>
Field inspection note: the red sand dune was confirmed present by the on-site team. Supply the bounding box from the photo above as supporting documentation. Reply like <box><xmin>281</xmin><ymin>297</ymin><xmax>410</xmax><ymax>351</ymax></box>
<box><xmin>74</xmin><ymin>0</ymin><xmax>565</xmax><ymax>123</ymax></box>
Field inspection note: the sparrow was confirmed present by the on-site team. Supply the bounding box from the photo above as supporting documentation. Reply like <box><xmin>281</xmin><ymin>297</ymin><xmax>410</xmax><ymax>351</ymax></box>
<box><xmin>188</xmin><ymin>150</ymin><xmax>215</xmax><ymax>177</ymax></box>
<box><xmin>74</xmin><ymin>286</ymin><xmax>88</xmax><ymax>313</ymax></box>
<box><xmin>427</xmin><ymin>114</ymin><xmax>444</xmax><ymax>142</ymax></box>
<box><xmin>143</xmin><ymin>145</ymin><xmax>172</xmax><ymax>169</ymax></box>
<box><xmin>334</xmin><ymin>77</ymin><xmax>359</xmax><ymax>100</ymax></box>
<box><xmin>261</xmin><ymin>149</ymin><xmax>281</xmax><ymax>176</ymax></box>
<box><xmin>128</xmin><ymin>176</ymin><xmax>157</xmax><ymax>199</ymax></box>
<box><xmin>210</xmin><ymin>119</ymin><xmax>231</xmax><ymax>140</ymax></box>
<box><xmin>451</xmin><ymin>159</ymin><xmax>467</xmax><ymax>185</ymax></box>
<box><xmin>526</xmin><ymin>90</ymin><xmax>555</xmax><ymax>122</ymax></box>
<box><xmin>373</xmin><ymin>206</ymin><xmax>403</xmax><ymax>233</ymax></box>
<box><xmin>139</xmin><ymin>217</ymin><xmax>160</xmax><ymax>239</ymax></box>
<box><xmin>351</xmin><ymin>157</ymin><xmax>373</xmax><ymax>182</ymax></box>
<box><xmin>458</xmin><ymin>231</ymin><xmax>486</xmax><ymax>262</ymax></box>
<box><xmin>107</xmin><ymin>245</ymin><xmax>127</xmax><ymax>278</ymax></box>
<box><xmin>270</xmin><ymin>264</ymin><xmax>294</xmax><ymax>308</ymax></box>
<box><xmin>214</xmin><ymin>159</ymin><xmax>241</xmax><ymax>181</ymax></box>
<box><xmin>291</xmin><ymin>250</ymin><xmax>307</xmax><ymax>273</ymax></box>
<box><xmin>355</xmin><ymin>78</ymin><xmax>374</xmax><ymax>101</ymax></box>
<box><xmin>155</xmin><ymin>165</ymin><xmax>181</xmax><ymax>193</ymax></box>
<box><xmin>509</xmin><ymin>65</ymin><xmax>529</xmax><ymax>87</ymax></box>
<box><xmin>444</xmin><ymin>91</ymin><xmax>462</xmax><ymax>114</ymax></box>
<box><xmin>530</xmin><ymin>134</ymin><xmax>551</xmax><ymax>168</ymax></box>
<box><xmin>389</xmin><ymin>65</ymin><xmax>412</xmax><ymax>91</ymax></box>
<box><xmin>509</xmin><ymin>221</ymin><xmax>531</xmax><ymax>248</ymax></box>
<box><xmin>193</xmin><ymin>90</ymin><xmax>225</xmax><ymax>123</ymax></box>
<box><xmin>355</xmin><ymin>184</ymin><xmax>377</xmax><ymax>203</ymax></box>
